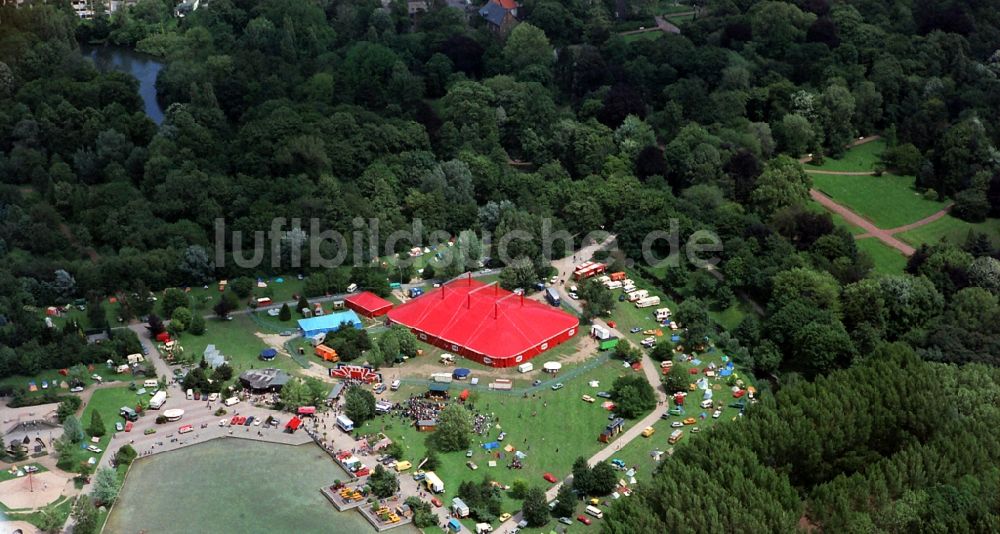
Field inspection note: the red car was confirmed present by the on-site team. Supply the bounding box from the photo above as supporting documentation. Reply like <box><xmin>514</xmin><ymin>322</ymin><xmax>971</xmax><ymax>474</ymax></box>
<box><xmin>733</xmin><ymin>390</ymin><xmax>746</xmax><ymax>399</ymax></box>
<box><xmin>577</xmin><ymin>515</ymin><xmax>592</xmax><ymax>525</ymax></box>
<box><xmin>543</xmin><ymin>472</ymin><xmax>558</xmax><ymax>483</ymax></box>
<box><xmin>430</xmin><ymin>497</ymin><xmax>442</xmax><ymax>507</ymax></box>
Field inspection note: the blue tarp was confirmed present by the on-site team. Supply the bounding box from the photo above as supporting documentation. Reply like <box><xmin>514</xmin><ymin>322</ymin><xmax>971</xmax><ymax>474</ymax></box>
<box><xmin>720</xmin><ymin>369</ymin><xmax>733</xmax><ymax>377</ymax></box>
<box><xmin>671</xmin><ymin>335</ymin><xmax>680</xmax><ymax>342</ymax></box>
<box><xmin>483</xmin><ymin>441</ymin><xmax>500</xmax><ymax>450</ymax></box>
<box><xmin>453</xmin><ymin>368</ymin><xmax>471</xmax><ymax>378</ymax></box>
<box><xmin>297</xmin><ymin>310</ymin><xmax>363</xmax><ymax>337</ymax></box>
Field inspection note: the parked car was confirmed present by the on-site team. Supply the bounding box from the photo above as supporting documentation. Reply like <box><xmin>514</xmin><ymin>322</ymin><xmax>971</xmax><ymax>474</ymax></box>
<box><xmin>559</xmin><ymin>517</ymin><xmax>573</xmax><ymax>525</ymax></box>
<box><xmin>70</xmin><ymin>386</ymin><xmax>84</xmax><ymax>393</ymax></box>
<box><xmin>578</xmin><ymin>515</ymin><xmax>592</xmax><ymax>525</ymax></box>
<box><xmin>551</xmin><ymin>383</ymin><xmax>564</xmax><ymax>390</ymax></box>
<box><xmin>517</xmin><ymin>520</ymin><xmax>528</xmax><ymax>529</ymax></box>
<box><xmin>582</xmin><ymin>394</ymin><xmax>595</xmax><ymax>403</ymax></box>
<box><xmin>498</xmin><ymin>431</ymin><xmax>506</xmax><ymax>441</ymax></box>
<box><xmin>543</xmin><ymin>472</ymin><xmax>558</xmax><ymax>483</ymax></box>
<box><xmin>208</xmin><ymin>393</ymin><xmax>219</xmax><ymax>402</ymax></box>
<box><xmin>24</xmin><ymin>465</ymin><xmax>39</xmax><ymax>473</ymax></box>
<box><xmin>671</xmin><ymin>421</ymin><xmax>683</xmax><ymax>428</ymax></box>
<box><xmin>412</xmin><ymin>470</ymin><xmax>426</xmax><ymax>481</ymax></box>
<box><xmin>596</xmin><ymin>391</ymin><xmax>612</xmax><ymax>399</ymax></box>
<box><xmin>629</xmin><ymin>327</ymin><xmax>641</xmax><ymax>333</ymax></box>
<box><xmin>467</xmin><ymin>461</ymin><xmax>478</xmax><ymax>470</ymax></box>
<box><xmin>691</xmin><ymin>427</ymin><xmax>701</xmax><ymax>433</ymax></box>
<box><xmin>244</xmin><ymin>416</ymin><xmax>255</xmax><ymax>426</ymax></box>
<box><xmin>115</xmin><ymin>422</ymin><xmax>124</xmax><ymax>431</ymax></box>
<box><xmin>466</xmin><ymin>450</ymin><xmax>474</xmax><ymax>457</ymax></box>
<box><xmin>683</xmin><ymin>417</ymin><xmax>696</xmax><ymax>425</ymax></box>
<box><xmin>144</xmin><ymin>428</ymin><xmax>156</xmax><ymax>435</ymax></box>
<box><xmin>532</xmin><ymin>380</ymin><xmax>542</xmax><ymax>387</ymax></box>
<box><xmin>86</xmin><ymin>445</ymin><xmax>102</xmax><ymax>453</ymax></box>
<box><xmin>713</xmin><ymin>410</ymin><xmax>722</xmax><ymax>419</ymax></box>
<box><xmin>498</xmin><ymin>513</ymin><xmax>512</xmax><ymax>522</ymax></box>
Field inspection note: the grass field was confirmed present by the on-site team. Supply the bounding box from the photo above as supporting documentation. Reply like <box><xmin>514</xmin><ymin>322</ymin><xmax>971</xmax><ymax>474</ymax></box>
<box><xmin>0</xmin><ymin>367</ymin><xmax>129</xmax><ymax>400</ymax></box>
<box><xmin>855</xmin><ymin>239</ymin><xmax>909</xmax><ymax>275</ymax></box>
<box><xmin>172</xmin><ymin>314</ymin><xmax>285</xmax><ymax>375</ymax></box>
<box><xmin>0</xmin><ymin>463</ymin><xmax>48</xmax><ymax>482</ymax></box>
<box><xmin>621</xmin><ymin>31</ymin><xmax>663</xmax><ymax>43</ymax></box>
<box><xmin>898</xmin><ymin>214</ymin><xmax>1000</xmax><ymax>248</ymax></box>
<box><xmin>71</xmin><ymin>387</ymin><xmax>146</xmax><ymax>472</ymax></box>
<box><xmin>616</xmin><ymin>268</ymin><xmax>747</xmax><ymax>331</ymax></box>
<box><xmin>666</xmin><ymin>13</ymin><xmax>695</xmax><ymax>24</ymax></box>
<box><xmin>811</xmin><ymin>173</ymin><xmax>946</xmax><ymax>229</ymax></box>
<box><xmin>805</xmin><ymin>139</ymin><xmax>886</xmax><ymax>172</ymax></box>
<box><xmin>361</xmin><ymin>359</ymin><xmax>649</xmax><ymax>530</ymax></box>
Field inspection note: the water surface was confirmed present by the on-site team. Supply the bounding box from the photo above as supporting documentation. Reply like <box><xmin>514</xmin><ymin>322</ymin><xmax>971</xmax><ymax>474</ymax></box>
<box><xmin>105</xmin><ymin>438</ymin><xmax>412</xmax><ymax>534</ymax></box>
<box><xmin>81</xmin><ymin>44</ymin><xmax>164</xmax><ymax>124</ymax></box>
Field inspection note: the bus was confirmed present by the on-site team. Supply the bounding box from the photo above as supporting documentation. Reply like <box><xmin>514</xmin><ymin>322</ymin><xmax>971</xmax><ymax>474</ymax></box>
<box><xmin>336</xmin><ymin>415</ymin><xmax>354</xmax><ymax>432</ymax></box>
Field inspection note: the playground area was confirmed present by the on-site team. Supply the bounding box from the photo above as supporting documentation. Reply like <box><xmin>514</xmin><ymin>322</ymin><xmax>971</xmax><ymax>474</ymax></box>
<box><xmin>0</xmin><ymin>470</ymin><xmax>70</xmax><ymax>510</ymax></box>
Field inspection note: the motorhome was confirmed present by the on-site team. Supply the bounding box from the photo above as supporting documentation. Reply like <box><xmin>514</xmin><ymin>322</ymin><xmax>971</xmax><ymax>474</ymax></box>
<box><xmin>655</xmin><ymin>308</ymin><xmax>671</xmax><ymax>321</ymax></box>
<box><xmin>585</xmin><ymin>505</ymin><xmax>604</xmax><ymax>519</ymax></box>
<box><xmin>604</xmin><ymin>280</ymin><xmax>623</xmax><ymax>290</ymax></box>
<box><xmin>424</xmin><ymin>471</ymin><xmax>445</xmax><ymax>493</ymax></box>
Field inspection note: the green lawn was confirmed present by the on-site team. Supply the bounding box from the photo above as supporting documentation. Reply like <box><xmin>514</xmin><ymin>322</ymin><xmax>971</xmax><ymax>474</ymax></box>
<box><xmin>658</xmin><ymin>1</ymin><xmax>693</xmax><ymax>14</ymax></box>
<box><xmin>805</xmin><ymin>139</ymin><xmax>886</xmax><ymax>172</ymax></box>
<box><xmin>855</xmin><ymin>238</ymin><xmax>908</xmax><ymax>275</ymax></box>
<box><xmin>361</xmin><ymin>360</ymin><xmax>650</xmax><ymax>520</ymax></box>
<box><xmin>178</xmin><ymin>275</ymin><xmax>307</xmax><ymax>314</ymax></box>
<box><xmin>173</xmin><ymin>314</ymin><xmax>285</xmax><ymax>375</ymax></box>
<box><xmin>621</xmin><ymin>31</ymin><xmax>663</xmax><ymax>43</ymax></box>
<box><xmin>898</xmin><ymin>214</ymin><xmax>1000</xmax><ymax>249</ymax></box>
<box><xmin>666</xmin><ymin>13</ymin><xmax>695</xmax><ymax>24</ymax></box>
<box><xmin>0</xmin><ymin>367</ymin><xmax>128</xmax><ymax>399</ymax></box>
<box><xmin>2</xmin><ymin>495</ymin><xmax>72</xmax><ymax>529</ymax></box>
<box><xmin>72</xmin><ymin>387</ymin><xmax>146</xmax><ymax>472</ymax></box>
<box><xmin>0</xmin><ymin>462</ymin><xmax>47</xmax><ymax>482</ymax></box>
<box><xmin>811</xmin><ymin>173</ymin><xmax>946</xmax><ymax>229</ymax></box>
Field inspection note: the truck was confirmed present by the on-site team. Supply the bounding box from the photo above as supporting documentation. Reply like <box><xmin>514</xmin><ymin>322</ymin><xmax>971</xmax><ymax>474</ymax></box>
<box><xmin>591</xmin><ymin>325</ymin><xmax>610</xmax><ymax>340</ymax></box>
<box><xmin>668</xmin><ymin>429</ymin><xmax>684</xmax><ymax>444</ymax></box>
<box><xmin>544</xmin><ymin>287</ymin><xmax>561</xmax><ymax>306</ymax></box>
<box><xmin>517</xmin><ymin>362</ymin><xmax>534</xmax><ymax>373</ymax></box>
<box><xmin>424</xmin><ymin>471</ymin><xmax>445</xmax><ymax>493</ymax></box>
<box><xmin>598</xmin><ymin>337</ymin><xmax>620</xmax><ymax>351</ymax></box>
<box><xmin>149</xmin><ymin>390</ymin><xmax>167</xmax><ymax>409</ymax></box>
<box><xmin>655</xmin><ymin>307</ymin><xmax>671</xmax><ymax>321</ymax></box>
<box><xmin>610</xmin><ymin>271</ymin><xmax>627</xmax><ymax>282</ymax></box>
<box><xmin>627</xmin><ymin>289</ymin><xmax>649</xmax><ymax>302</ymax></box>
<box><xmin>635</xmin><ymin>296</ymin><xmax>661</xmax><ymax>308</ymax></box>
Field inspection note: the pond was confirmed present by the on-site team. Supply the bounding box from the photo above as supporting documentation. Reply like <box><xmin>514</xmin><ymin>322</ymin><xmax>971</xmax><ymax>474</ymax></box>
<box><xmin>80</xmin><ymin>44</ymin><xmax>165</xmax><ymax>125</ymax></box>
<box><xmin>104</xmin><ymin>438</ymin><xmax>415</xmax><ymax>534</ymax></box>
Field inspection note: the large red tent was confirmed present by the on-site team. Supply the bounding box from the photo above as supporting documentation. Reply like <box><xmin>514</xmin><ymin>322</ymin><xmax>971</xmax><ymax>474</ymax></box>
<box><xmin>345</xmin><ymin>291</ymin><xmax>393</xmax><ymax>318</ymax></box>
<box><xmin>386</xmin><ymin>277</ymin><xmax>579</xmax><ymax>368</ymax></box>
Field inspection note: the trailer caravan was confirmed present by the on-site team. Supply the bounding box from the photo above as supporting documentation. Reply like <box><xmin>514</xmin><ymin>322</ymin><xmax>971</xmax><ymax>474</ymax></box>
<box><xmin>149</xmin><ymin>390</ymin><xmax>167</xmax><ymax>409</ymax></box>
<box><xmin>517</xmin><ymin>362</ymin><xmax>534</xmax><ymax>373</ymax></box>
<box><xmin>604</xmin><ymin>280</ymin><xmax>623</xmax><ymax>290</ymax></box>
<box><xmin>655</xmin><ymin>308</ymin><xmax>672</xmax><ymax>321</ymax></box>
<box><xmin>627</xmin><ymin>289</ymin><xmax>649</xmax><ymax>302</ymax></box>
<box><xmin>635</xmin><ymin>296</ymin><xmax>661</xmax><ymax>308</ymax></box>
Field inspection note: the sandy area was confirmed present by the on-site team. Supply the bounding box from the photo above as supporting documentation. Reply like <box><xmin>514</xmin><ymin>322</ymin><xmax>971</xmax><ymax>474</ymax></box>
<box><xmin>254</xmin><ymin>332</ymin><xmax>291</xmax><ymax>353</ymax></box>
<box><xmin>0</xmin><ymin>520</ymin><xmax>39</xmax><ymax>534</ymax></box>
<box><xmin>0</xmin><ymin>471</ymin><xmax>69</xmax><ymax>509</ymax></box>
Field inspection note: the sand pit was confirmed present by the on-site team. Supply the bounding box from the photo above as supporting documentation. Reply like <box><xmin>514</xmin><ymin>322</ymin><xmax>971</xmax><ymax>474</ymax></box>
<box><xmin>0</xmin><ymin>519</ymin><xmax>40</xmax><ymax>534</ymax></box>
<box><xmin>0</xmin><ymin>471</ymin><xmax>69</xmax><ymax>509</ymax></box>
<box><xmin>255</xmin><ymin>332</ymin><xmax>291</xmax><ymax>353</ymax></box>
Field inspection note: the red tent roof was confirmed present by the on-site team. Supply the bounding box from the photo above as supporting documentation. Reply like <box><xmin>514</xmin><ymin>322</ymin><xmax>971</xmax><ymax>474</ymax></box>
<box><xmin>387</xmin><ymin>278</ymin><xmax>578</xmax><ymax>361</ymax></box>
<box><xmin>496</xmin><ymin>0</ymin><xmax>517</xmax><ymax>9</ymax></box>
<box><xmin>286</xmin><ymin>416</ymin><xmax>302</xmax><ymax>430</ymax></box>
<box><xmin>298</xmin><ymin>406</ymin><xmax>316</xmax><ymax>415</ymax></box>
<box><xmin>345</xmin><ymin>291</ymin><xmax>394</xmax><ymax>317</ymax></box>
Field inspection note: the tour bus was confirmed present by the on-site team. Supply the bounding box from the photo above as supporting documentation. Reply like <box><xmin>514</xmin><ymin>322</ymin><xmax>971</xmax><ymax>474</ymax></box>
<box><xmin>336</xmin><ymin>415</ymin><xmax>354</xmax><ymax>432</ymax></box>
<box><xmin>585</xmin><ymin>505</ymin><xmax>604</xmax><ymax>519</ymax></box>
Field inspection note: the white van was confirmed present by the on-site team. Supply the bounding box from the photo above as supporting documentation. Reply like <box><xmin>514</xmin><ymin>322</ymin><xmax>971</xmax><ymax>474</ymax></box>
<box><xmin>346</xmin><ymin>283</ymin><xmax>358</xmax><ymax>293</ymax></box>
<box><xmin>700</xmin><ymin>399</ymin><xmax>713</xmax><ymax>409</ymax></box>
<box><xmin>390</xmin><ymin>379</ymin><xmax>401</xmax><ymax>391</ymax></box>
<box><xmin>143</xmin><ymin>379</ymin><xmax>158</xmax><ymax>389</ymax></box>
<box><xmin>186</xmin><ymin>389</ymin><xmax>194</xmax><ymax>400</ymax></box>
<box><xmin>585</xmin><ymin>505</ymin><xmax>604</xmax><ymax>519</ymax></box>
<box><xmin>224</xmin><ymin>397</ymin><xmax>240</xmax><ymax>407</ymax></box>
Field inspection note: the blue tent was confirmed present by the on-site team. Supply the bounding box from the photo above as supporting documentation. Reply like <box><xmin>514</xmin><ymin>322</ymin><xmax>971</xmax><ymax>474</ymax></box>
<box><xmin>482</xmin><ymin>441</ymin><xmax>500</xmax><ymax>450</ymax></box>
<box><xmin>720</xmin><ymin>369</ymin><xmax>733</xmax><ymax>377</ymax></box>
<box><xmin>297</xmin><ymin>310</ymin><xmax>363</xmax><ymax>337</ymax></box>
<box><xmin>453</xmin><ymin>368</ymin><xmax>471</xmax><ymax>379</ymax></box>
<box><xmin>259</xmin><ymin>348</ymin><xmax>277</xmax><ymax>360</ymax></box>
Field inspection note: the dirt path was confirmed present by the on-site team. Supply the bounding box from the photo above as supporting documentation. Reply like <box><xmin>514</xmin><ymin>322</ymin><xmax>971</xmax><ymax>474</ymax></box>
<box><xmin>810</xmin><ymin>190</ymin><xmax>916</xmax><ymax>255</ymax></box>
<box><xmin>882</xmin><ymin>205</ymin><xmax>953</xmax><ymax>235</ymax></box>
<box><xmin>799</xmin><ymin>134</ymin><xmax>883</xmax><ymax>164</ymax></box>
